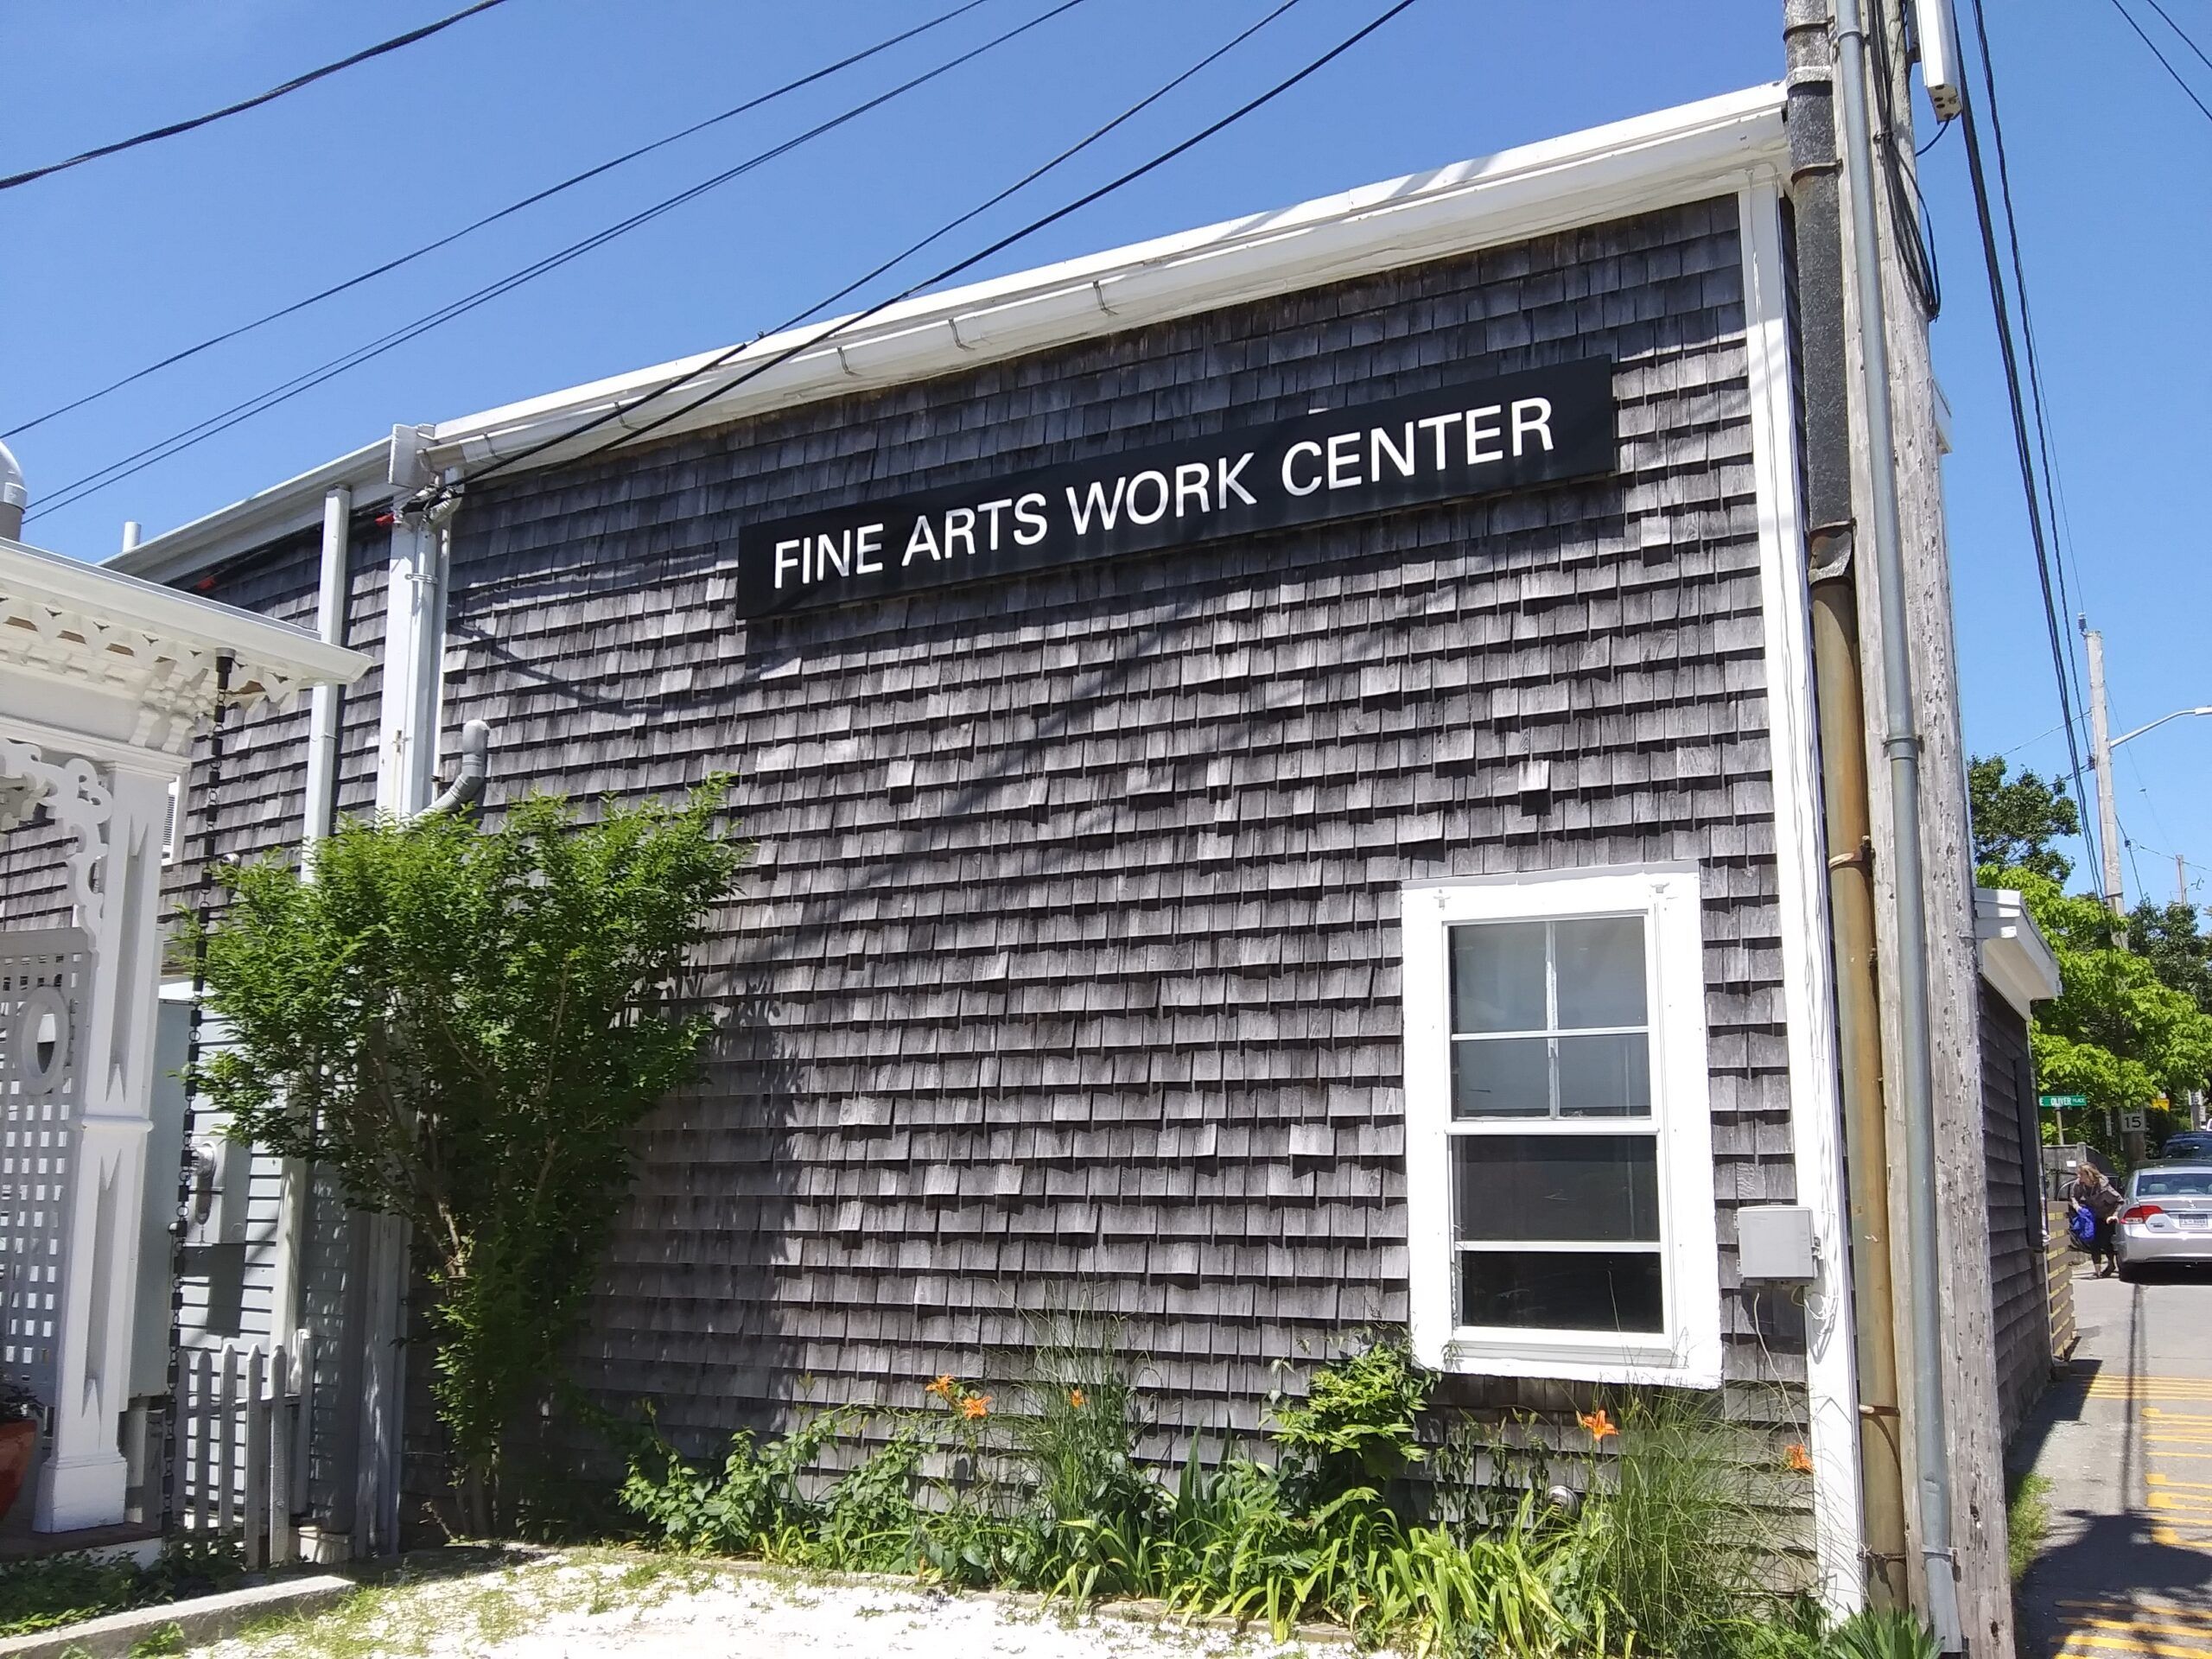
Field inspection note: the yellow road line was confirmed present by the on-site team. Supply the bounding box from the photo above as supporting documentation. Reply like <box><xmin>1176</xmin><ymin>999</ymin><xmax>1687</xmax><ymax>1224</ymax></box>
<box><xmin>2061</xmin><ymin>1604</ymin><xmax>2212</xmax><ymax>1624</ymax></box>
<box><xmin>2061</xmin><ymin>1628</ymin><xmax>2212</xmax><ymax>1654</ymax></box>
<box><xmin>2148</xmin><ymin>1476</ymin><xmax>2212</xmax><ymax>1491</ymax></box>
<box><xmin>2058</xmin><ymin>1630</ymin><xmax>2212</xmax><ymax>1658</ymax></box>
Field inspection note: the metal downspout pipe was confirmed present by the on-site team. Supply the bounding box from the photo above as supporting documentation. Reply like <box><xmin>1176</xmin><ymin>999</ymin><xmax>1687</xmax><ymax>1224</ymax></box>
<box><xmin>1833</xmin><ymin>0</ymin><xmax>1963</xmax><ymax>1646</ymax></box>
<box><xmin>1785</xmin><ymin>2</ymin><xmax>1910</xmax><ymax>1610</ymax></box>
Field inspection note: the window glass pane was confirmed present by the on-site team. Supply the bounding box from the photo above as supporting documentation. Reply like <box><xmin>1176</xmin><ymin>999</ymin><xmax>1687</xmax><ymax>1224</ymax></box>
<box><xmin>1450</xmin><ymin>922</ymin><xmax>1547</xmax><ymax>1033</ymax></box>
<box><xmin>1452</xmin><ymin>1036</ymin><xmax>1550</xmax><ymax>1119</ymax></box>
<box><xmin>2137</xmin><ymin>1171</ymin><xmax>2212</xmax><ymax>1197</ymax></box>
<box><xmin>1557</xmin><ymin>1033</ymin><xmax>1651</xmax><ymax>1117</ymax></box>
<box><xmin>1555</xmin><ymin>916</ymin><xmax>1646</xmax><ymax>1029</ymax></box>
<box><xmin>1452</xmin><ymin>1134</ymin><xmax>1660</xmax><ymax>1243</ymax></box>
<box><xmin>1459</xmin><ymin>1249</ymin><xmax>1664</xmax><ymax>1334</ymax></box>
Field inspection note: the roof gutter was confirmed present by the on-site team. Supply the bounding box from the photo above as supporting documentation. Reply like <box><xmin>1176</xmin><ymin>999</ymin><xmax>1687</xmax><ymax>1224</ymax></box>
<box><xmin>110</xmin><ymin>439</ymin><xmax>396</xmax><ymax>586</ymax></box>
<box><xmin>431</xmin><ymin>83</ymin><xmax>1788</xmax><ymax>479</ymax></box>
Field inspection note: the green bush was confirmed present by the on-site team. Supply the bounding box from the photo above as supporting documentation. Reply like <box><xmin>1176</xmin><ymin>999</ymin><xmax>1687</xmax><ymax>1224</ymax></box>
<box><xmin>618</xmin><ymin>1333</ymin><xmax>1908</xmax><ymax>1658</ymax></box>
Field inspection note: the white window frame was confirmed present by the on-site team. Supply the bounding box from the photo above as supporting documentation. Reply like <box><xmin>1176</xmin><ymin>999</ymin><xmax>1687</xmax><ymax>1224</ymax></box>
<box><xmin>1402</xmin><ymin>865</ymin><xmax>1722</xmax><ymax>1388</ymax></box>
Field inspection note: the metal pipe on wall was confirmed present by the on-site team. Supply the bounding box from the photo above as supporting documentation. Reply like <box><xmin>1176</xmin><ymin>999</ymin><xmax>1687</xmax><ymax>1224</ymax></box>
<box><xmin>1833</xmin><ymin>0</ymin><xmax>1964</xmax><ymax>1645</ymax></box>
<box><xmin>1783</xmin><ymin>3</ymin><xmax>1910</xmax><ymax>1605</ymax></box>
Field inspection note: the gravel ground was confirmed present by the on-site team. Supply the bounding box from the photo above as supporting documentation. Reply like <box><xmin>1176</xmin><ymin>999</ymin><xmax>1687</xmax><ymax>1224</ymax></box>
<box><xmin>196</xmin><ymin>1549</ymin><xmax>1379</xmax><ymax>1659</ymax></box>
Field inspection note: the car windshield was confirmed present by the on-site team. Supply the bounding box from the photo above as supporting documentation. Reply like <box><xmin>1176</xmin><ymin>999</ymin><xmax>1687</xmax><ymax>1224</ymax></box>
<box><xmin>2136</xmin><ymin>1170</ymin><xmax>2212</xmax><ymax>1198</ymax></box>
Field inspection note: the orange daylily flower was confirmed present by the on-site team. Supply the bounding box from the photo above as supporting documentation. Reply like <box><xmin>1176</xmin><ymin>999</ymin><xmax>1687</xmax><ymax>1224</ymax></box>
<box><xmin>1578</xmin><ymin>1408</ymin><xmax>1619</xmax><ymax>1442</ymax></box>
<box><xmin>925</xmin><ymin>1374</ymin><xmax>956</xmax><ymax>1399</ymax></box>
<box><xmin>1068</xmin><ymin>1389</ymin><xmax>1088</xmax><ymax>1409</ymax></box>
<box><xmin>962</xmin><ymin>1394</ymin><xmax>992</xmax><ymax>1421</ymax></box>
<box><xmin>1785</xmin><ymin>1443</ymin><xmax>1814</xmax><ymax>1474</ymax></box>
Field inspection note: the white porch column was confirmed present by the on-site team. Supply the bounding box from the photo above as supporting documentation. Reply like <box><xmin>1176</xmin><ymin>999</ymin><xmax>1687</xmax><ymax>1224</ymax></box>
<box><xmin>35</xmin><ymin>762</ymin><xmax>172</xmax><ymax>1531</ymax></box>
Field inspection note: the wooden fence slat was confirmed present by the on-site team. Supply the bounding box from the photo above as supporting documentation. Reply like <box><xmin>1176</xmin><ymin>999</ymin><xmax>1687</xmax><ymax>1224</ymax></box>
<box><xmin>291</xmin><ymin>1330</ymin><xmax>313</xmax><ymax>1516</ymax></box>
<box><xmin>193</xmin><ymin>1349</ymin><xmax>214</xmax><ymax>1535</ymax></box>
<box><xmin>243</xmin><ymin>1346</ymin><xmax>267</xmax><ymax>1569</ymax></box>
<box><xmin>268</xmin><ymin>1345</ymin><xmax>292</xmax><ymax>1567</ymax></box>
<box><xmin>215</xmin><ymin>1346</ymin><xmax>235</xmax><ymax>1537</ymax></box>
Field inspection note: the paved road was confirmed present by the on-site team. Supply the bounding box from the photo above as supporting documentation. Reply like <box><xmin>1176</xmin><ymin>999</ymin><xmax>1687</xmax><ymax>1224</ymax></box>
<box><xmin>2017</xmin><ymin>1262</ymin><xmax>2212</xmax><ymax>1658</ymax></box>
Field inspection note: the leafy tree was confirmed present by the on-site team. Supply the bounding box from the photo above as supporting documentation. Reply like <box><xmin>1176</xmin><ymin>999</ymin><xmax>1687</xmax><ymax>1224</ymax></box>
<box><xmin>194</xmin><ymin>787</ymin><xmax>745</xmax><ymax>1527</ymax></box>
<box><xmin>2128</xmin><ymin>897</ymin><xmax>2212</xmax><ymax>1016</ymax></box>
<box><xmin>1967</xmin><ymin>756</ymin><xmax>2081</xmax><ymax>883</ymax></box>
<box><xmin>1981</xmin><ymin>866</ymin><xmax>2212</xmax><ymax>1157</ymax></box>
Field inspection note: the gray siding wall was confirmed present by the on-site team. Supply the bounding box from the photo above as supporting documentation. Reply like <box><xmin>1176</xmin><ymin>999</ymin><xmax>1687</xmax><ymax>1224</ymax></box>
<box><xmin>1980</xmin><ymin>980</ymin><xmax>2050</xmax><ymax>1443</ymax></box>
<box><xmin>3</xmin><ymin>194</ymin><xmax>1824</xmax><ymax>1532</ymax></box>
<box><xmin>419</xmin><ymin>192</ymin><xmax>1803</xmax><ymax>1482</ymax></box>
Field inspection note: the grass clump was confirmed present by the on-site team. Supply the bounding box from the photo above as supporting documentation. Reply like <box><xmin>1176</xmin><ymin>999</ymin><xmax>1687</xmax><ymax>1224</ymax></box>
<box><xmin>2007</xmin><ymin>1471</ymin><xmax>2052</xmax><ymax>1582</ymax></box>
<box><xmin>0</xmin><ymin>1538</ymin><xmax>240</xmax><ymax>1637</ymax></box>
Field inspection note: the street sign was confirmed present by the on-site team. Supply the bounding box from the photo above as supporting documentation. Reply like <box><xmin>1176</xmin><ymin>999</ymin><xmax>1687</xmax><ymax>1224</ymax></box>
<box><xmin>2040</xmin><ymin>1094</ymin><xmax>2088</xmax><ymax>1111</ymax></box>
<box><xmin>2121</xmin><ymin>1109</ymin><xmax>2148</xmax><ymax>1133</ymax></box>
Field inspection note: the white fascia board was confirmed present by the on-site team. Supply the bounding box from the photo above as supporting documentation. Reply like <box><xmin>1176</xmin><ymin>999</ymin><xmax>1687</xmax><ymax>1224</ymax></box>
<box><xmin>3</xmin><ymin>534</ymin><xmax>369</xmax><ymax>691</ymax></box>
<box><xmin>111</xmin><ymin>438</ymin><xmax>396</xmax><ymax>586</ymax></box>
<box><xmin>1975</xmin><ymin>887</ymin><xmax>2063</xmax><ymax>1019</ymax></box>
<box><xmin>437</xmin><ymin>82</ymin><xmax>1787</xmax><ymax>475</ymax></box>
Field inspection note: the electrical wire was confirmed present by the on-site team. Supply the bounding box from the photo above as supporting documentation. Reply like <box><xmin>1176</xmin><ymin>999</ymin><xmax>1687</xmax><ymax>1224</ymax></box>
<box><xmin>461</xmin><ymin>0</ymin><xmax>1421</xmax><ymax>487</ymax></box>
<box><xmin>2109</xmin><ymin>0</ymin><xmax>2212</xmax><ymax>124</ymax></box>
<box><xmin>2141</xmin><ymin>0</ymin><xmax>2212</xmax><ymax>78</ymax></box>
<box><xmin>0</xmin><ymin>0</ymin><xmax>516</xmax><ymax>193</ymax></box>
<box><xmin>23</xmin><ymin>0</ymin><xmax>1095</xmax><ymax>524</ymax></box>
<box><xmin>1915</xmin><ymin>117</ymin><xmax>1955</xmax><ymax>157</ymax></box>
<box><xmin>1956</xmin><ymin>2</ymin><xmax>2103</xmax><ymax>883</ymax></box>
<box><xmin>1964</xmin><ymin>0</ymin><xmax>2097</xmax><ymax>828</ymax></box>
<box><xmin>3</xmin><ymin>0</ymin><xmax>995</xmax><ymax>442</ymax></box>
<box><xmin>1868</xmin><ymin>2</ymin><xmax>1941</xmax><ymax>315</ymax></box>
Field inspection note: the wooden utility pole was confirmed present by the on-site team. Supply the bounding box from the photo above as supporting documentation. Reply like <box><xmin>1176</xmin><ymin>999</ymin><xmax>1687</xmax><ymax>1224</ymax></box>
<box><xmin>2084</xmin><ymin>625</ymin><xmax>2126</xmax><ymax>916</ymax></box>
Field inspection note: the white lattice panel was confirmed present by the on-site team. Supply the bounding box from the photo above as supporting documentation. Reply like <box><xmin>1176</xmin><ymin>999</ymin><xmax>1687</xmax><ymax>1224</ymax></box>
<box><xmin>0</xmin><ymin>928</ymin><xmax>87</xmax><ymax>1407</ymax></box>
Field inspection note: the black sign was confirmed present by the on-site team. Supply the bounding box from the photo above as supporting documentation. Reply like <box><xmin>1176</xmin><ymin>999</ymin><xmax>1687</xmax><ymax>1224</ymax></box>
<box><xmin>735</xmin><ymin>357</ymin><xmax>1616</xmax><ymax>618</ymax></box>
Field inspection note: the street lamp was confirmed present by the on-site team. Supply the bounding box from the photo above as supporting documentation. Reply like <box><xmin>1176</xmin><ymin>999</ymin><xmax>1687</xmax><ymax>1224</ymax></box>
<box><xmin>2113</xmin><ymin>706</ymin><xmax>2212</xmax><ymax>751</ymax></box>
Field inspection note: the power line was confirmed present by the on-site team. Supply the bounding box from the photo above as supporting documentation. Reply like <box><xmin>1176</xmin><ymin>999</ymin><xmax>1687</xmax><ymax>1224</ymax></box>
<box><xmin>3</xmin><ymin>0</ymin><xmax>995</xmax><ymax>442</ymax></box>
<box><xmin>0</xmin><ymin>0</ymin><xmax>516</xmax><ymax>193</ymax></box>
<box><xmin>2141</xmin><ymin>0</ymin><xmax>2212</xmax><ymax>79</ymax></box>
<box><xmin>464</xmin><ymin>0</ymin><xmax>1422</xmax><ymax>487</ymax></box>
<box><xmin>2108</xmin><ymin>0</ymin><xmax>2212</xmax><ymax>124</ymax></box>
<box><xmin>1963</xmin><ymin>0</ymin><xmax>2096</xmax><ymax>825</ymax></box>
<box><xmin>24</xmin><ymin>0</ymin><xmax>1096</xmax><ymax>524</ymax></box>
<box><xmin>1957</xmin><ymin>2</ymin><xmax>2103</xmax><ymax>883</ymax></box>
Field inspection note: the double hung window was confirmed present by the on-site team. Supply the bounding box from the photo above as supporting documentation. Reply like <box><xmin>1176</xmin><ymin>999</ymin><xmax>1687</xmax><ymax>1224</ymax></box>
<box><xmin>1402</xmin><ymin>868</ymin><xmax>1721</xmax><ymax>1386</ymax></box>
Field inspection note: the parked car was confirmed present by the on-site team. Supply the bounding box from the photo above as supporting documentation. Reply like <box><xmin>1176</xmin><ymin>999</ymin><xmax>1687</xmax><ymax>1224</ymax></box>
<box><xmin>2161</xmin><ymin>1131</ymin><xmax>2212</xmax><ymax>1163</ymax></box>
<box><xmin>2115</xmin><ymin>1163</ymin><xmax>2212</xmax><ymax>1281</ymax></box>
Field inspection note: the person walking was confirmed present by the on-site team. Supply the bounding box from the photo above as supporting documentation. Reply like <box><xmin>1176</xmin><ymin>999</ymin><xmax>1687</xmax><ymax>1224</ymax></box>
<box><xmin>2069</xmin><ymin>1165</ymin><xmax>2125</xmax><ymax>1278</ymax></box>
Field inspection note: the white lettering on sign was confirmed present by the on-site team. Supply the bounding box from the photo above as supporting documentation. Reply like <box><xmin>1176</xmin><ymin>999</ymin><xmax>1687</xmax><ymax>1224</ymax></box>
<box><xmin>738</xmin><ymin>361</ymin><xmax>1616</xmax><ymax>617</ymax></box>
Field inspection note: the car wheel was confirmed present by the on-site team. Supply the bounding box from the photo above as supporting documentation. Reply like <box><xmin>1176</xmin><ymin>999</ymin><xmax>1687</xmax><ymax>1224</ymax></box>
<box><xmin>2118</xmin><ymin>1261</ymin><xmax>2145</xmax><ymax>1283</ymax></box>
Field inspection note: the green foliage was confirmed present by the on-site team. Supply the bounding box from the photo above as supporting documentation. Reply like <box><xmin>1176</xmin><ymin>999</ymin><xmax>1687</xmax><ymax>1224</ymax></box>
<box><xmin>127</xmin><ymin>1624</ymin><xmax>188</xmax><ymax>1658</ymax></box>
<box><xmin>194</xmin><ymin>785</ymin><xmax>746</xmax><ymax>1517</ymax></box>
<box><xmin>1268</xmin><ymin>1338</ymin><xmax>1428</xmax><ymax>1504</ymax></box>
<box><xmin>1827</xmin><ymin>1609</ymin><xmax>1942</xmax><ymax>1659</ymax></box>
<box><xmin>617</xmin><ymin>1334</ymin><xmax>1857</xmax><ymax>1658</ymax></box>
<box><xmin>1985</xmin><ymin>867</ymin><xmax>2212</xmax><ymax>1134</ymax></box>
<box><xmin>1968</xmin><ymin>757</ymin><xmax>2082</xmax><ymax>883</ymax></box>
<box><xmin>0</xmin><ymin>1539</ymin><xmax>241</xmax><ymax>1637</ymax></box>
<box><xmin>2008</xmin><ymin>1471</ymin><xmax>2052</xmax><ymax>1583</ymax></box>
<box><xmin>2129</xmin><ymin>899</ymin><xmax>2212</xmax><ymax>1017</ymax></box>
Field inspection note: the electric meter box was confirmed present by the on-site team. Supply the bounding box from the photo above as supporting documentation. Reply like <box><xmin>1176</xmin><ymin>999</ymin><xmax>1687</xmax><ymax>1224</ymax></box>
<box><xmin>1738</xmin><ymin>1205</ymin><xmax>1818</xmax><ymax>1282</ymax></box>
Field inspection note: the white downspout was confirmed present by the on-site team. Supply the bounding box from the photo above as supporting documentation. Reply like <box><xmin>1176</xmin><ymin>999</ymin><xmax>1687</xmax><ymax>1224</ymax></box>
<box><xmin>268</xmin><ymin>487</ymin><xmax>351</xmax><ymax>1536</ymax></box>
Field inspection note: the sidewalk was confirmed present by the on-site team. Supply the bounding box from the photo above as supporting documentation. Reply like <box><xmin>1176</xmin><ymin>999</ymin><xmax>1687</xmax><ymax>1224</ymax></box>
<box><xmin>2014</xmin><ymin>1266</ymin><xmax>2212</xmax><ymax>1657</ymax></box>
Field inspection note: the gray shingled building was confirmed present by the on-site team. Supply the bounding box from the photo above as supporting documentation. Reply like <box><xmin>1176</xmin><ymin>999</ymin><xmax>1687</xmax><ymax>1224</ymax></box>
<box><xmin>0</xmin><ymin>77</ymin><xmax>2063</xmax><ymax>1646</ymax></box>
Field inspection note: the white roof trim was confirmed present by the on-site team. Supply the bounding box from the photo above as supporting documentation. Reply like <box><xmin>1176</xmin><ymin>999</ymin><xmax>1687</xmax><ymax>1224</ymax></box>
<box><xmin>2</xmin><ymin>534</ymin><xmax>369</xmax><ymax>755</ymax></box>
<box><xmin>111</xmin><ymin>438</ymin><xmax>395</xmax><ymax>584</ymax></box>
<box><xmin>108</xmin><ymin>82</ymin><xmax>1787</xmax><ymax>581</ymax></box>
<box><xmin>1975</xmin><ymin>887</ymin><xmax>2063</xmax><ymax>1021</ymax></box>
<box><xmin>439</xmin><ymin>82</ymin><xmax>1786</xmax><ymax>475</ymax></box>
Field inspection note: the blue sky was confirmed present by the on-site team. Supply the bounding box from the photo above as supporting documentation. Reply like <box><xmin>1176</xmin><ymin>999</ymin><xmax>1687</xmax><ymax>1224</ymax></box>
<box><xmin>3</xmin><ymin>0</ymin><xmax>2203</xmax><ymax>906</ymax></box>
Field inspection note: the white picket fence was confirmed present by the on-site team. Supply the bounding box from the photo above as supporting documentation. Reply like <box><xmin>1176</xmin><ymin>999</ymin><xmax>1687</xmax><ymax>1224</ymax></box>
<box><xmin>175</xmin><ymin>1334</ymin><xmax>313</xmax><ymax>1567</ymax></box>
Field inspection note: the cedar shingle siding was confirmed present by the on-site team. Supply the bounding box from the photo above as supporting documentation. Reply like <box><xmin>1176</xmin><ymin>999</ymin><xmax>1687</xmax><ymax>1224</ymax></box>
<box><xmin>1980</xmin><ymin>980</ymin><xmax>2051</xmax><ymax>1443</ymax></box>
<box><xmin>3</xmin><ymin>194</ymin><xmax>1815</xmax><ymax>1505</ymax></box>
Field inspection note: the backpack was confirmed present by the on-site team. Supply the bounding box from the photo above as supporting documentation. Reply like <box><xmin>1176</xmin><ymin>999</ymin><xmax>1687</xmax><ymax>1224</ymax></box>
<box><xmin>2069</xmin><ymin>1205</ymin><xmax>2100</xmax><ymax>1249</ymax></box>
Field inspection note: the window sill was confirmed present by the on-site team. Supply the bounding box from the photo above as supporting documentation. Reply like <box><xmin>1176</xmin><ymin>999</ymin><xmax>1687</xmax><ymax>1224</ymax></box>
<box><xmin>1428</xmin><ymin>1332</ymin><xmax>1722</xmax><ymax>1390</ymax></box>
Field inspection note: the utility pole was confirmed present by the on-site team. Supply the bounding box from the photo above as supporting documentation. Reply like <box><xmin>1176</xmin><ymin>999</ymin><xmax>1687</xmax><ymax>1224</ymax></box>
<box><xmin>2180</xmin><ymin>853</ymin><xmax>2190</xmax><ymax>909</ymax></box>
<box><xmin>2084</xmin><ymin>624</ymin><xmax>2126</xmax><ymax>917</ymax></box>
